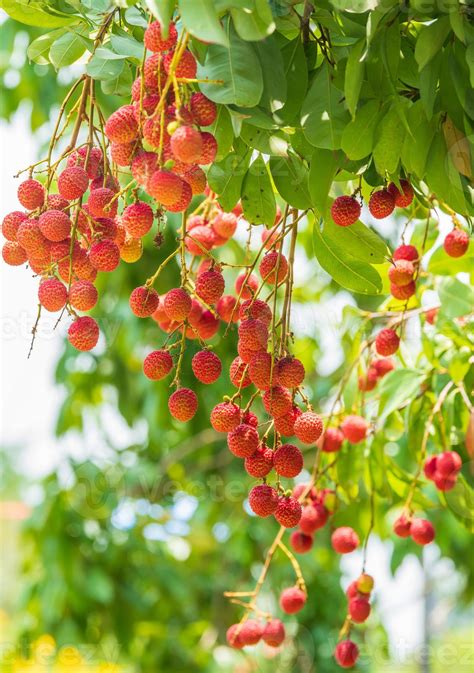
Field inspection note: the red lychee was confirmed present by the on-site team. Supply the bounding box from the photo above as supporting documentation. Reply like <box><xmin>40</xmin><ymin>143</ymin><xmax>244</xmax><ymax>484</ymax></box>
<box><xmin>69</xmin><ymin>280</ymin><xmax>98</xmax><ymax>311</ymax></box>
<box><xmin>259</xmin><ymin>251</ymin><xmax>288</xmax><ymax>285</ymax></box>
<box><xmin>262</xmin><ymin>385</ymin><xmax>292</xmax><ymax>418</ymax></box>
<box><xmin>87</xmin><ymin>188</ymin><xmax>118</xmax><ymax>218</ymax></box>
<box><xmin>279</xmin><ymin>587</ymin><xmax>306</xmax><ymax>614</ymax></box>
<box><xmin>226</xmin><ymin>624</ymin><xmax>244</xmax><ymax>649</ymax></box>
<box><xmin>444</xmin><ymin>229</ymin><xmax>469</xmax><ymax>258</ymax></box>
<box><xmin>235</xmin><ymin>272</ymin><xmax>258</xmax><ymax>299</ymax></box>
<box><xmin>331</xmin><ymin>526</ymin><xmax>359</xmax><ymax>553</ymax></box>
<box><xmin>38</xmin><ymin>278</ymin><xmax>68</xmax><ymax>312</ymax></box>
<box><xmin>334</xmin><ymin>640</ymin><xmax>359</xmax><ymax>668</ymax></box>
<box><xmin>148</xmin><ymin>170</ymin><xmax>185</xmax><ymax>206</ymax></box>
<box><xmin>274</xmin><ymin>495</ymin><xmax>302</xmax><ymax>528</ymax></box>
<box><xmin>89</xmin><ymin>239</ymin><xmax>120</xmax><ymax>272</ymax></box>
<box><xmin>372</xmin><ymin>358</ymin><xmax>395</xmax><ymax>377</ymax></box>
<box><xmin>163</xmin><ymin>49</ymin><xmax>197</xmax><ymax>79</ymax></box>
<box><xmin>274</xmin><ymin>405</ymin><xmax>302</xmax><ymax>437</ymax></box>
<box><xmin>17</xmin><ymin>179</ymin><xmax>45</xmax><ymax>210</ymax></box>
<box><xmin>170</xmin><ymin>126</ymin><xmax>203</xmax><ymax>164</ymax></box>
<box><xmin>105</xmin><ymin>105</ymin><xmax>139</xmax><ymax>143</ymax></box>
<box><xmin>387</xmin><ymin>179</ymin><xmax>414</xmax><ymax>207</ymax></box>
<box><xmin>388</xmin><ymin>259</ymin><xmax>415</xmax><ymax>287</ymax></box>
<box><xmin>239</xmin><ymin>298</ymin><xmax>272</xmax><ymax>326</ymax></box>
<box><xmin>212</xmin><ymin>211</ymin><xmax>237</xmax><ymax>239</ymax></box>
<box><xmin>331</xmin><ymin>196</ymin><xmax>361</xmax><ymax>227</ymax></box>
<box><xmin>239</xmin><ymin>318</ymin><xmax>269</xmax><ymax>351</ymax></box>
<box><xmin>368</xmin><ymin>189</ymin><xmax>395</xmax><ymax>219</ymax></box>
<box><xmin>68</xmin><ymin>316</ymin><xmax>99</xmax><ymax>351</ymax></box>
<box><xmin>168</xmin><ymin>388</ymin><xmax>198</xmax><ymax>422</ymax></box>
<box><xmin>276</xmin><ymin>356</ymin><xmax>305</xmax><ymax>388</ymax></box>
<box><xmin>248</xmin><ymin>484</ymin><xmax>278</xmax><ymax>517</ymax></box>
<box><xmin>229</xmin><ymin>357</ymin><xmax>251</xmax><ymax>389</ymax></box>
<box><xmin>375</xmin><ymin>328</ymin><xmax>400</xmax><ymax>356</ymax></box>
<box><xmin>38</xmin><ymin>209</ymin><xmax>71</xmax><ymax>242</ymax></box>
<box><xmin>349</xmin><ymin>598</ymin><xmax>371</xmax><ymax>623</ymax></box>
<box><xmin>227</xmin><ymin>423</ymin><xmax>259</xmax><ymax>458</ymax></box>
<box><xmin>2</xmin><ymin>241</ymin><xmax>27</xmax><ymax>266</ymax></box>
<box><xmin>129</xmin><ymin>286</ymin><xmax>160</xmax><ymax>317</ymax></box>
<box><xmin>210</xmin><ymin>401</ymin><xmax>241</xmax><ymax>432</ymax></box>
<box><xmin>410</xmin><ymin>518</ymin><xmax>435</xmax><ymax>545</ymax></box>
<box><xmin>164</xmin><ymin>288</ymin><xmax>192</xmax><ymax>321</ymax></box>
<box><xmin>391</xmin><ymin>280</ymin><xmax>416</xmax><ymax>300</ymax></box>
<box><xmin>248</xmin><ymin>352</ymin><xmax>276</xmax><ymax>390</ymax></box>
<box><xmin>57</xmin><ymin>167</ymin><xmax>88</xmax><ymax>200</ymax></box>
<box><xmin>299</xmin><ymin>503</ymin><xmax>328</xmax><ymax>534</ymax></box>
<box><xmin>273</xmin><ymin>443</ymin><xmax>303</xmax><ymax>478</ymax></box>
<box><xmin>244</xmin><ymin>444</ymin><xmax>274</xmax><ymax>478</ymax></box>
<box><xmin>190</xmin><ymin>93</ymin><xmax>217</xmax><ymax>127</ymax></box>
<box><xmin>198</xmin><ymin>131</ymin><xmax>217</xmax><ymax>164</ymax></box>
<box><xmin>192</xmin><ymin>350</ymin><xmax>222</xmax><ymax>384</ymax></box>
<box><xmin>195</xmin><ymin>269</ymin><xmax>225</xmax><ymax>304</ymax></box>
<box><xmin>290</xmin><ymin>531</ymin><xmax>314</xmax><ymax>554</ymax></box>
<box><xmin>341</xmin><ymin>415</ymin><xmax>368</xmax><ymax>444</ymax></box>
<box><xmin>393</xmin><ymin>514</ymin><xmax>412</xmax><ymax>538</ymax></box>
<box><xmin>122</xmin><ymin>202</ymin><xmax>154</xmax><ymax>238</ymax></box>
<box><xmin>262</xmin><ymin>619</ymin><xmax>285</xmax><ymax>647</ymax></box>
<box><xmin>2</xmin><ymin>211</ymin><xmax>27</xmax><ymax>241</ymax></box>
<box><xmin>294</xmin><ymin>411</ymin><xmax>324</xmax><ymax>444</ymax></box>
<box><xmin>143</xmin><ymin>350</ymin><xmax>173</xmax><ymax>381</ymax></box>
<box><xmin>144</xmin><ymin>20</ymin><xmax>177</xmax><ymax>52</ymax></box>
<box><xmin>393</xmin><ymin>244</ymin><xmax>419</xmax><ymax>262</ymax></box>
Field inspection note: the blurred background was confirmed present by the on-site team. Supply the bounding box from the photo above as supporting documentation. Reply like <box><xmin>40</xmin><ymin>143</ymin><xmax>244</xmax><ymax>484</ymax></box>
<box><xmin>0</xmin><ymin>12</ymin><xmax>473</xmax><ymax>673</ymax></box>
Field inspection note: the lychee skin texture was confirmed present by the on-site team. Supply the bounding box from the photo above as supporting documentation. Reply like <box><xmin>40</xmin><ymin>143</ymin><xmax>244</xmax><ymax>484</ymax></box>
<box><xmin>248</xmin><ymin>352</ymin><xmax>277</xmax><ymax>390</ymax></box>
<box><xmin>244</xmin><ymin>444</ymin><xmax>274</xmax><ymax>478</ymax></box>
<box><xmin>183</xmin><ymin>165</ymin><xmax>207</xmax><ymax>196</ymax></box>
<box><xmin>38</xmin><ymin>209</ymin><xmax>71</xmax><ymax>242</ymax></box>
<box><xmin>388</xmin><ymin>179</ymin><xmax>414</xmax><ymax>207</ymax></box>
<box><xmin>129</xmin><ymin>286</ymin><xmax>160</xmax><ymax>317</ymax></box>
<box><xmin>276</xmin><ymin>356</ymin><xmax>305</xmax><ymax>388</ymax></box>
<box><xmin>210</xmin><ymin>402</ymin><xmax>241</xmax><ymax>433</ymax></box>
<box><xmin>368</xmin><ymin>189</ymin><xmax>395</xmax><ymax>219</ymax></box>
<box><xmin>195</xmin><ymin>269</ymin><xmax>225</xmax><ymax>305</ymax></box>
<box><xmin>248</xmin><ymin>484</ymin><xmax>278</xmax><ymax>517</ymax></box>
<box><xmin>273</xmin><ymin>443</ymin><xmax>303</xmax><ymax>478</ymax></box>
<box><xmin>227</xmin><ymin>423</ymin><xmax>259</xmax><ymax>458</ymax></box>
<box><xmin>388</xmin><ymin>259</ymin><xmax>415</xmax><ymax>287</ymax></box>
<box><xmin>143</xmin><ymin>350</ymin><xmax>173</xmax><ymax>381</ymax></box>
<box><xmin>67</xmin><ymin>145</ymin><xmax>103</xmax><ymax>179</ymax></box>
<box><xmin>279</xmin><ymin>587</ymin><xmax>306</xmax><ymax>614</ymax></box>
<box><xmin>198</xmin><ymin>132</ymin><xmax>218</xmax><ymax>164</ymax></box>
<box><xmin>262</xmin><ymin>619</ymin><xmax>285</xmax><ymax>647</ymax></box>
<box><xmin>2</xmin><ymin>241</ymin><xmax>28</xmax><ymax>266</ymax></box>
<box><xmin>322</xmin><ymin>427</ymin><xmax>345</xmax><ymax>453</ymax></box>
<box><xmin>263</xmin><ymin>385</ymin><xmax>293</xmax><ymax>418</ymax></box>
<box><xmin>436</xmin><ymin>451</ymin><xmax>462</xmax><ymax>477</ymax></box>
<box><xmin>391</xmin><ymin>280</ymin><xmax>416</xmax><ymax>300</ymax></box>
<box><xmin>341</xmin><ymin>415</ymin><xmax>368</xmax><ymax>444</ymax></box>
<box><xmin>185</xmin><ymin>225</ymin><xmax>215</xmax><ymax>256</ymax></box>
<box><xmin>87</xmin><ymin>188</ymin><xmax>118</xmax><ymax>218</ymax></box>
<box><xmin>226</xmin><ymin>624</ymin><xmax>244</xmax><ymax>649</ymax></box>
<box><xmin>144</xmin><ymin>20</ymin><xmax>178</xmax><ymax>52</ymax></box>
<box><xmin>331</xmin><ymin>526</ymin><xmax>360</xmax><ymax>554</ymax></box>
<box><xmin>2</xmin><ymin>211</ymin><xmax>27</xmax><ymax>241</ymax></box>
<box><xmin>168</xmin><ymin>388</ymin><xmax>198</xmax><ymax>422</ymax></box>
<box><xmin>259</xmin><ymin>251</ymin><xmax>288</xmax><ymax>284</ymax></box>
<box><xmin>372</xmin><ymin>358</ymin><xmax>395</xmax><ymax>377</ymax></box>
<box><xmin>38</xmin><ymin>278</ymin><xmax>68</xmax><ymax>312</ymax></box>
<box><xmin>170</xmin><ymin>125</ymin><xmax>203</xmax><ymax>164</ymax></box>
<box><xmin>69</xmin><ymin>280</ymin><xmax>98</xmax><ymax>311</ymax></box>
<box><xmin>443</xmin><ymin>229</ymin><xmax>469</xmax><ymax>258</ymax></box>
<box><xmin>239</xmin><ymin>620</ymin><xmax>263</xmax><ymax>646</ymax></box>
<box><xmin>299</xmin><ymin>503</ymin><xmax>328</xmax><ymax>534</ymax></box>
<box><xmin>89</xmin><ymin>240</ymin><xmax>120</xmax><ymax>273</ymax></box>
<box><xmin>122</xmin><ymin>202</ymin><xmax>154</xmax><ymax>238</ymax></box>
<box><xmin>148</xmin><ymin>170</ymin><xmax>185</xmax><ymax>206</ymax></box>
<box><xmin>294</xmin><ymin>411</ymin><xmax>324</xmax><ymax>444</ymax></box>
<box><xmin>290</xmin><ymin>531</ymin><xmax>314</xmax><ymax>554</ymax></box>
<box><xmin>190</xmin><ymin>93</ymin><xmax>217</xmax><ymax>127</ymax></box>
<box><xmin>349</xmin><ymin>598</ymin><xmax>371</xmax><ymax>624</ymax></box>
<box><xmin>192</xmin><ymin>350</ymin><xmax>222</xmax><ymax>384</ymax></box>
<box><xmin>164</xmin><ymin>49</ymin><xmax>197</xmax><ymax>79</ymax></box>
<box><xmin>229</xmin><ymin>357</ymin><xmax>252</xmax><ymax>389</ymax></box>
<box><xmin>239</xmin><ymin>318</ymin><xmax>269</xmax><ymax>352</ymax></box>
<box><xmin>410</xmin><ymin>518</ymin><xmax>435</xmax><ymax>545</ymax></box>
<box><xmin>239</xmin><ymin>298</ymin><xmax>272</xmax><ymax>326</ymax></box>
<box><xmin>164</xmin><ymin>288</ymin><xmax>192</xmax><ymax>322</ymax></box>
<box><xmin>235</xmin><ymin>272</ymin><xmax>258</xmax><ymax>299</ymax></box>
<box><xmin>68</xmin><ymin>316</ymin><xmax>99</xmax><ymax>351</ymax></box>
<box><xmin>274</xmin><ymin>496</ymin><xmax>302</xmax><ymax>528</ymax></box>
<box><xmin>393</xmin><ymin>244</ymin><xmax>419</xmax><ymax>262</ymax></box>
<box><xmin>334</xmin><ymin>640</ymin><xmax>359</xmax><ymax>668</ymax></box>
<box><xmin>375</xmin><ymin>328</ymin><xmax>400</xmax><ymax>356</ymax></box>
<box><xmin>331</xmin><ymin>196</ymin><xmax>361</xmax><ymax>227</ymax></box>
<box><xmin>57</xmin><ymin>167</ymin><xmax>89</xmax><ymax>200</ymax></box>
<box><xmin>105</xmin><ymin>105</ymin><xmax>139</xmax><ymax>143</ymax></box>
<box><xmin>17</xmin><ymin>179</ymin><xmax>45</xmax><ymax>210</ymax></box>
<box><xmin>274</xmin><ymin>405</ymin><xmax>302</xmax><ymax>437</ymax></box>
<box><xmin>393</xmin><ymin>514</ymin><xmax>412</xmax><ymax>538</ymax></box>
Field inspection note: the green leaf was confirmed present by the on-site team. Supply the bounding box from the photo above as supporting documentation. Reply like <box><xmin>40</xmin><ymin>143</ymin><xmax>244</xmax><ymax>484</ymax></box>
<box><xmin>49</xmin><ymin>30</ymin><xmax>87</xmax><ymax>69</ymax></box>
<box><xmin>207</xmin><ymin>150</ymin><xmax>251</xmax><ymax>211</ymax></box>
<box><xmin>378</xmin><ymin>369</ymin><xmax>426</xmax><ymax>420</ymax></box>
<box><xmin>240</xmin><ymin>124</ymin><xmax>288</xmax><ymax>156</ymax></box>
<box><xmin>231</xmin><ymin>0</ymin><xmax>275</xmax><ymax>41</ymax></box>
<box><xmin>144</xmin><ymin>0</ymin><xmax>174</xmax><ymax>35</ymax></box>
<box><xmin>438</xmin><ymin>277</ymin><xmax>474</xmax><ymax>319</ymax></box>
<box><xmin>415</xmin><ymin>17</ymin><xmax>451</xmax><ymax>71</ymax></box>
<box><xmin>312</xmin><ymin>219</ymin><xmax>383</xmax><ymax>294</ymax></box>
<box><xmin>0</xmin><ymin>0</ymin><xmax>79</xmax><ymax>27</ymax></box>
<box><xmin>322</xmin><ymin>216</ymin><xmax>389</xmax><ymax>264</ymax></box>
<box><xmin>301</xmin><ymin>63</ymin><xmax>350</xmax><ymax>149</ymax></box>
<box><xmin>86</xmin><ymin>49</ymin><xmax>126</xmax><ymax>81</ymax></box>
<box><xmin>273</xmin><ymin>36</ymin><xmax>308</xmax><ymax>124</ymax></box>
<box><xmin>27</xmin><ymin>29</ymin><xmax>65</xmax><ymax>65</ymax></box>
<box><xmin>241</xmin><ymin>155</ymin><xmax>276</xmax><ymax>226</ymax></box>
<box><xmin>180</xmin><ymin>0</ymin><xmax>229</xmax><ymax>46</ymax></box>
<box><xmin>110</xmin><ymin>34</ymin><xmax>144</xmax><ymax>60</ymax></box>
<box><xmin>381</xmin><ymin>20</ymin><xmax>400</xmax><ymax>83</ymax></box>
<box><xmin>419</xmin><ymin>52</ymin><xmax>442</xmax><ymax>119</ymax></box>
<box><xmin>428</xmin><ymin>244</ymin><xmax>474</xmax><ymax>275</ymax></box>
<box><xmin>341</xmin><ymin>99</ymin><xmax>383</xmax><ymax>160</ymax></box>
<box><xmin>308</xmin><ymin>148</ymin><xmax>341</xmax><ymax>219</ymax></box>
<box><xmin>344</xmin><ymin>38</ymin><xmax>365</xmax><ymax>118</ymax></box>
<box><xmin>198</xmin><ymin>21</ymin><xmax>263</xmax><ymax>108</ymax></box>
<box><xmin>101</xmin><ymin>62</ymin><xmax>133</xmax><ymax>97</ymax></box>
<box><xmin>467</xmin><ymin>43</ymin><xmax>474</xmax><ymax>88</ymax></box>
<box><xmin>209</xmin><ymin>105</ymin><xmax>234</xmax><ymax>162</ymax></box>
<box><xmin>444</xmin><ymin>475</ymin><xmax>474</xmax><ymax>531</ymax></box>
<box><xmin>253</xmin><ymin>37</ymin><xmax>286</xmax><ymax>113</ymax></box>
<box><xmin>373</xmin><ymin>103</ymin><xmax>407</xmax><ymax>175</ymax></box>
<box><xmin>269</xmin><ymin>155</ymin><xmax>311</xmax><ymax>210</ymax></box>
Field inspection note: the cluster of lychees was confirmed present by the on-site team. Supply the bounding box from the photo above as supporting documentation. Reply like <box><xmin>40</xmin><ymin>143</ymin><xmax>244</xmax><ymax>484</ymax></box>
<box><xmin>423</xmin><ymin>450</ymin><xmax>462</xmax><ymax>492</ymax></box>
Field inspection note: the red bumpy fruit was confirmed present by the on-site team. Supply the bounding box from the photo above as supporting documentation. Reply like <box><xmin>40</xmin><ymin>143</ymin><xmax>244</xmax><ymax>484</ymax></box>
<box><xmin>276</xmin><ymin>356</ymin><xmax>305</xmax><ymax>388</ymax></box>
<box><xmin>375</xmin><ymin>328</ymin><xmax>400</xmax><ymax>356</ymax></box>
<box><xmin>262</xmin><ymin>619</ymin><xmax>285</xmax><ymax>647</ymax></box>
<box><xmin>341</xmin><ymin>415</ymin><xmax>368</xmax><ymax>443</ymax></box>
<box><xmin>387</xmin><ymin>179</ymin><xmax>414</xmax><ymax>207</ymax></box>
<box><xmin>410</xmin><ymin>518</ymin><xmax>435</xmax><ymax>545</ymax></box>
<box><xmin>227</xmin><ymin>424</ymin><xmax>259</xmax><ymax>458</ymax></box>
<box><xmin>443</xmin><ymin>229</ymin><xmax>469</xmax><ymax>258</ymax></box>
<box><xmin>191</xmin><ymin>350</ymin><xmax>222</xmax><ymax>384</ymax></box>
<box><xmin>248</xmin><ymin>484</ymin><xmax>278</xmax><ymax>517</ymax></box>
<box><xmin>210</xmin><ymin>402</ymin><xmax>241</xmax><ymax>432</ymax></box>
<box><xmin>122</xmin><ymin>202</ymin><xmax>154</xmax><ymax>238</ymax></box>
<box><xmin>331</xmin><ymin>196</ymin><xmax>361</xmax><ymax>226</ymax></box>
<box><xmin>144</xmin><ymin>20</ymin><xmax>178</xmax><ymax>52</ymax></box>
<box><xmin>17</xmin><ymin>179</ymin><xmax>45</xmax><ymax>210</ymax></box>
<box><xmin>274</xmin><ymin>495</ymin><xmax>302</xmax><ymax>528</ymax></box>
<box><xmin>273</xmin><ymin>443</ymin><xmax>303</xmax><ymax>478</ymax></box>
<box><xmin>129</xmin><ymin>286</ymin><xmax>160</xmax><ymax>317</ymax></box>
<box><xmin>331</xmin><ymin>526</ymin><xmax>360</xmax><ymax>553</ymax></box>
<box><xmin>57</xmin><ymin>167</ymin><xmax>88</xmax><ymax>200</ymax></box>
<box><xmin>168</xmin><ymin>388</ymin><xmax>198</xmax><ymax>422</ymax></box>
<box><xmin>105</xmin><ymin>105</ymin><xmax>139</xmax><ymax>143</ymax></box>
<box><xmin>170</xmin><ymin>126</ymin><xmax>203</xmax><ymax>164</ymax></box>
<box><xmin>280</xmin><ymin>587</ymin><xmax>306</xmax><ymax>614</ymax></box>
<box><xmin>195</xmin><ymin>269</ymin><xmax>225</xmax><ymax>304</ymax></box>
<box><xmin>334</xmin><ymin>640</ymin><xmax>359</xmax><ymax>668</ymax></box>
<box><xmin>38</xmin><ymin>278</ymin><xmax>68</xmax><ymax>312</ymax></box>
<box><xmin>368</xmin><ymin>189</ymin><xmax>395</xmax><ymax>219</ymax></box>
<box><xmin>294</xmin><ymin>411</ymin><xmax>324</xmax><ymax>444</ymax></box>
<box><xmin>68</xmin><ymin>316</ymin><xmax>99</xmax><ymax>351</ymax></box>
<box><xmin>190</xmin><ymin>93</ymin><xmax>217</xmax><ymax>126</ymax></box>
<box><xmin>69</xmin><ymin>280</ymin><xmax>98</xmax><ymax>311</ymax></box>
<box><xmin>143</xmin><ymin>350</ymin><xmax>173</xmax><ymax>381</ymax></box>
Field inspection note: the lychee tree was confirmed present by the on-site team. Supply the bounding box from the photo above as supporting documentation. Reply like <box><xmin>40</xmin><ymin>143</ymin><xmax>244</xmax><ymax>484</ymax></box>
<box><xmin>1</xmin><ymin>0</ymin><xmax>473</xmax><ymax>670</ymax></box>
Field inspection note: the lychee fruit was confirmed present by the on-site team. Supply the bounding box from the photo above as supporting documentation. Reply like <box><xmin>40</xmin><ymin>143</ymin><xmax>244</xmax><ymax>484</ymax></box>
<box><xmin>239</xmin><ymin>318</ymin><xmax>269</xmax><ymax>351</ymax></box>
<box><xmin>368</xmin><ymin>189</ymin><xmax>395</xmax><ymax>219</ymax></box>
<box><xmin>69</xmin><ymin>280</ymin><xmax>98</xmax><ymax>311</ymax></box>
<box><xmin>279</xmin><ymin>587</ymin><xmax>306</xmax><ymax>614</ymax></box>
<box><xmin>276</xmin><ymin>356</ymin><xmax>305</xmax><ymax>388</ymax></box>
<box><xmin>244</xmin><ymin>444</ymin><xmax>274</xmax><ymax>478</ymax></box>
<box><xmin>273</xmin><ymin>443</ymin><xmax>303</xmax><ymax>478</ymax></box>
<box><xmin>349</xmin><ymin>598</ymin><xmax>371</xmax><ymax>623</ymax></box>
<box><xmin>192</xmin><ymin>350</ymin><xmax>222</xmax><ymax>384</ymax></box>
<box><xmin>274</xmin><ymin>495</ymin><xmax>302</xmax><ymax>528</ymax></box>
<box><xmin>163</xmin><ymin>49</ymin><xmax>197</xmax><ymax>79</ymax></box>
<box><xmin>334</xmin><ymin>640</ymin><xmax>359</xmax><ymax>668</ymax></box>
<box><xmin>212</xmin><ymin>211</ymin><xmax>237</xmax><ymax>239</ymax></box>
<box><xmin>331</xmin><ymin>526</ymin><xmax>359</xmax><ymax>553</ymax></box>
<box><xmin>195</xmin><ymin>269</ymin><xmax>225</xmax><ymax>304</ymax></box>
<box><xmin>87</xmin><ymin>188</ymin><xmax>118</xmax><ymax>218</ymax></box>
<box><xmin>185</xmin><ymin>224</ymin><xmax>215</xmax><ymax>256</ymax></box>
<box><xmin>444</xmin><ymin>229</ymin><xmax>469</xmax><ymax>258</ymax></box>
<box><xmin>248</xmin><ymin>352</ymin><xmax>276</xmax><ymax>390</ymax></box>
<box><xmin>168</xmin><ymin>388</ymin><xmax>198</xmax><ymax>422</ymax></box>
<box><xmin>393</xmin><ymin>244</ymin><xmax>418</xmax><ymax>262</ymax></box>
<box><xmin>263</xmin><ymin>385</ymin><xmax>292</xmax><ymax>418</ymax></box>
<box><xmin>164</xmin><ymin>288</ymin><xmax>192</xmax><ymax>321</ymax></box>
<box><xmin>341</xmin><ymin>415</ymin><xmax>368</xmax><ymax>444</ymax></box>
<box><xmin>38</xmin><ymin>278</ymin><xmax>68</xmax><ymax>312</ymax></box>
<box><xmin>331</xmin><ymin>195</ymin><xmax>361</xmax><ymax>226</ymax></box>
<box><xmin>229</xmin><ymin>356</ymin><xmax>252</xmax><ymax>388</ymax></box>
<box><xmin>144</xmin><ymin>20</ymin><xmax>177</xmax><ymax>52</ymax></box>
<box><xmin>239</xmin><ymin>620</ymin><xmax>263</xmax><ymax>646</ymax></box>
<box><xmin>57</xmin><ymin>167</ymin><xmax>88</xmax><ymax>200</ymax></box>
<box><xmin>375</xmin><ymin>328</ymin><xmax>400</xmax><ymax>356</ymax></box>
<box><xmin>299</xmin><ymin>503</ymin><xmax>328</xmax><ymax>534</ymax></box>
<box><xmin>294</xmin><ymin>411</ymin><xmax>324</xmax><ymax>444</ymax></box>
<box><xmin>68</xmin><ymin>316</ymin><xmax>99</xmax><ymax>351</ymax></box>
<box><xmin>239</xmin><ymin>298</ymin><xmax>272</xmax><ymax>326</ymax></box>
<box><xmin>259</xmin><ymin>251</ymin><xmax>288</xmax><ymax>284</ymax></box>
<box><xmin>2</xmin><ymin>211</ymin><xmax>27</xmax><ymax>241</ymax></box>
<box><xmin>387</xmin><ymin>179</ymin><xmax>414</xmax><ymax>207</ymax></box>
<box><xmin>17</xmin><ymin>179</ymin><xmax>45</xmax><ymax>210</ymax></box>
<box><xmin>436</xmin><ymin>451</ymin><xmax>462</xmax><ymax>477</ymax></box>
<box><xmin>290</xmin><ymin>531</ymin><xmax>313</xmax><ymax>554</ymax></box>
<box><xmin>210</xmin><ymin>401</ymin><xmax>241</xmax><ymax>432</ymax></box>
<box><xmin>391</xmin><ymin>281</ymin><xmax>416</xmax><ymax>300</ymax></box>
<box><xmin>143</xmin><ymin>350</ymin><xmax>173</xmax><ymax>381</ymax></box>
<box><xmin>388</xmin><ymin>259</ymin><xmax>415</xmax><ymax>287</ymax></box>
<box><xmin>89</xmin><ymin>239</ymin><xmax>120</xmax><ymax>272</ymax></box>
<box><xmin>190</xmin><ymin>93</ymin><xmax>217</xmax><ymax>126</ymax></box>
<box><xmin>122</xmin><ymin>202</ymin><xmax>154</xmax><ymax>238</ymax></box>
<box><xmin>148</xmin><ymin>170</ymin><xmax>185</xmax><ymax>206</ymax></box>
<box><xmin>2</xmin><ymin>241</ymin><xmax>27</xmax><ymax>266</ymax></box>
<box><xmin>235</xmin><ymin>272</ymin><xmax>258</xmax><ymax>299</ymax></box>
<box><xmin>227</xmin><ymin>423</ymin><xmax>260</xmax><ymax>458</ymax></box>
<box><xmin>393</xmin><ymin>514</ymin><xmax>412</xmax><ymax>538</ymax></box>
<box><xmin>170</xmin><ymin>126</ymin><xmax>203</xmax><ymax>164</ymax></box>
<box><xmin>372</xmin><ymin>358</ymin><xmax>395</xmax><ymax>377</ymax></box>
<box><xmin>67</xmin><ymin>145</ymin><xmax>103</xmax><ymax>179</ymax></box>
<box><xmin>105</xmin><ymin>105</ymin><xmax>139</xmax><ymax>143</ymax></box>
<box><xmin>410</xmin><ymin>518</ymin><xmax>435</xmax><ymax>545</ymax></box>
<box><xmin>248</xmin><ymin>484</ymin><xmax>278</xmax><ymax>517</ymax></box>
<box><xmin>198</xmin><ymin>132</ymin><xmax>217</xmax><ymax>164</ymax></box>
<box><xmin>129</xmin><ymin>286</ymin><xmax>160</xmax><ymax>317</ymax></box>
<box><xmin>262</xmin><ymin>619</ymin><xmax>285</xmax><ymax>647</ymax></box>
<box><xmin>274</xmin><ymin>405</ymin><xmax>302</xmax><ymax>437</ymax></box>
<box><xmin>38</xmin><ymin>209</ymin><xmax>71</xmax><ymax>242</ymax></box>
